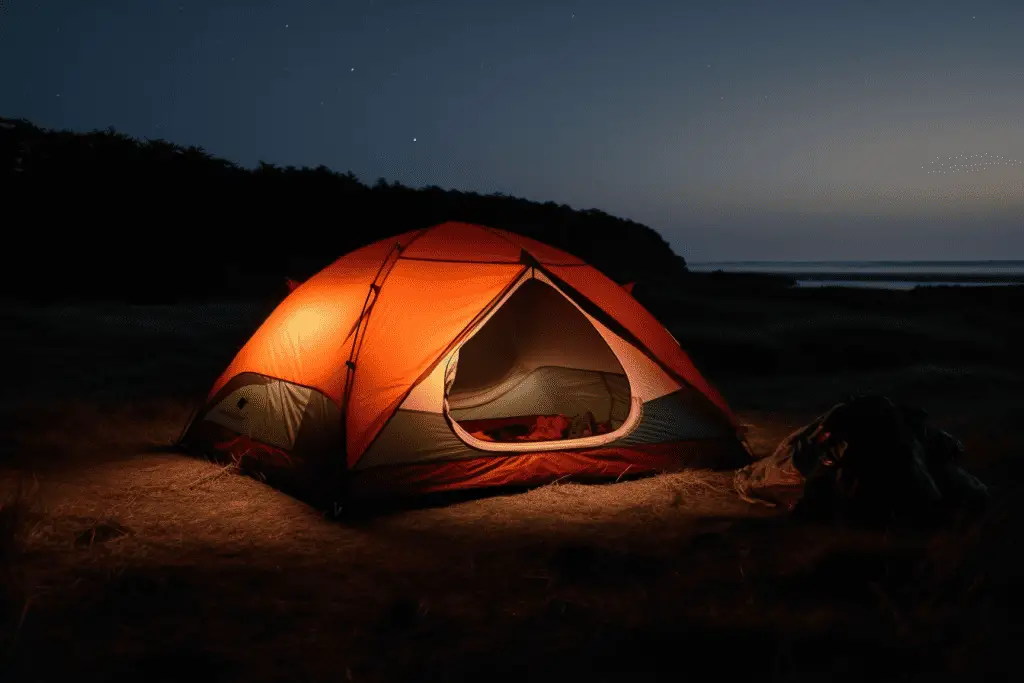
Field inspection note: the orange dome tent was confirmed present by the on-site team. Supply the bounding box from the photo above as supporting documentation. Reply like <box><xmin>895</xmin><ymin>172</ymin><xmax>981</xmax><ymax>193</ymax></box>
<box><xmin>181</xmin><ymin>222</ymin><xmax>749</xmax><ymax>500</ymax></box>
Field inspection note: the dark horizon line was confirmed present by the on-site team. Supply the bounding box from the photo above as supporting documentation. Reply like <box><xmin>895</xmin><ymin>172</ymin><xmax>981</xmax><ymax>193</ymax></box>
<box><xmin>688</xmin><ymin>260</ymin><xmax>1024</xmax><ymax>265</ymax></box>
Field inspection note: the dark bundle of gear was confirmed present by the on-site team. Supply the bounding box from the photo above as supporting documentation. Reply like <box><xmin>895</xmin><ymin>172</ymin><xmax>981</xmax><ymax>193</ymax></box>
<box><xmin>734</xmin><ymin>395</ymin><xmax>989</xmax><ymax>525</ymax></box>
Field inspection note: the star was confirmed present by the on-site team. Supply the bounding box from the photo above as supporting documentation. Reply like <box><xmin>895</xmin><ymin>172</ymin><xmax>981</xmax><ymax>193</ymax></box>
<box><xmin>351</xmin><ymin>67</ymin><xmax>355</xmax><ymax>72</ymax></box>
<box><xmin>413</xmin><ymin>137</ymin><xmax>417</xmax><ymax>142</ymax></box>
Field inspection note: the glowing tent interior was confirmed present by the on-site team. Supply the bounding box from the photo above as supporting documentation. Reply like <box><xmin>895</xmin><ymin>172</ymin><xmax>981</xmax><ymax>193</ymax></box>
<box><xmin>180</xmin><ymin>222</ymin><xmax>750</xmax><ymax>500</ymax></box>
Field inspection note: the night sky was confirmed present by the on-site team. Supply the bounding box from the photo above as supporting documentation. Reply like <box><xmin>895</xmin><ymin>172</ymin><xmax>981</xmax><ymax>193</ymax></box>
<box><xmin>3</xmin><ymin>1</ymin><xmax>1022</xmax><ymax>260</ymax></box>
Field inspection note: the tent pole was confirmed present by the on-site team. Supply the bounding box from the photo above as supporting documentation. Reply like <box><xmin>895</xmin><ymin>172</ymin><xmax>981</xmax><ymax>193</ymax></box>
<box><xmin>335</xmin><ymin>240</ymin><xmax>406</xmax><ymax>504</ymax></box>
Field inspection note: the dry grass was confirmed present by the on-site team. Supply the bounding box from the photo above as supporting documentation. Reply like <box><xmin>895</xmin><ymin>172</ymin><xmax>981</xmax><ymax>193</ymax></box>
<box><xmin>1</xmin><ymin>292</ymin><xmax>1021</xmax><ymax>682</ymax></box>
<box><xmin>0</xmin><ymin>453</ymin><xmax>779</xmax><ymax>681</ymax></box>
<box><xmin>0</xmin><ymin>477</ymin><xmax>43</xmax><ymax>658</ymax></box>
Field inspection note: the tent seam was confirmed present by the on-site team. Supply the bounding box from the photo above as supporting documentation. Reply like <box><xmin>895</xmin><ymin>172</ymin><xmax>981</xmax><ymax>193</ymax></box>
<box><xmin>340</xmin><ymin>240</ymin><xmax>410</xmax><ymax>464</ymax></box>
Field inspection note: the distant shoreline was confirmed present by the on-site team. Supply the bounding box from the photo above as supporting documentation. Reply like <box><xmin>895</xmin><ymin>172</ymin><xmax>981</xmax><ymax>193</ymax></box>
<box><xmin>687</xmin><ymin>261</ymin><xmax>1024</xmax><ymax>285</ymax></box>
<box><xmin>688</xmin><ymin>260</ymin><xmax>1024</xmax><ymax>268</ymax></box>
<box><xmin>779</xmin><ymin>272</ymin><xmax>1024</xmax><ymax>283</ymax></box>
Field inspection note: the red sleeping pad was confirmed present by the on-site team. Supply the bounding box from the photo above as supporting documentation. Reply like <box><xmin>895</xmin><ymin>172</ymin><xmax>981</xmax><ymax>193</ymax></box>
<box><xmin>460</xmin><ymin>414</ymin><xmax>613</xmax><ymax>443</ymax></box>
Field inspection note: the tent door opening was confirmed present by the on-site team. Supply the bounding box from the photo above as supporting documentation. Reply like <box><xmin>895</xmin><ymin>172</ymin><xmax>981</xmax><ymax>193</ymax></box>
<box><xmin>443</xmin><ymin>277</ymin><xmax>639</xmax><ymax>451</ymax></box>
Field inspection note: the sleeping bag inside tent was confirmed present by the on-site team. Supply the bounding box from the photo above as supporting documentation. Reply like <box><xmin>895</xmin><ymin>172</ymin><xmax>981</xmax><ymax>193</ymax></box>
<box><xmin>180</xmin><ymin>221</ymin><xmax>750</xmax><ymax>499</ymax></box>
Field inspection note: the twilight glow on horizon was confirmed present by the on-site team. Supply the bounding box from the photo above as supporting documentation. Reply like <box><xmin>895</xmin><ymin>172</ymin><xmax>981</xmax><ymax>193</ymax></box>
<box><xmin>2</xmin><ymin>0</ymin><xmax>1021</xmax><ymax>260</ymax></box>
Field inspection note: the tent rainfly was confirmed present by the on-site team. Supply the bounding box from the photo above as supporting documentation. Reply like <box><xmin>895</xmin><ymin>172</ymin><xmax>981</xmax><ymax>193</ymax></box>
<box><xmin>181</xmin><ymin>222</ymin><xmax>749</xmax><ymax>499</ymax></box>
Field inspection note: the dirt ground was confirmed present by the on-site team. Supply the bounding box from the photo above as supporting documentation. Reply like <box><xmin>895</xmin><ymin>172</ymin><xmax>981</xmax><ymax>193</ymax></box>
<box><xmin>2</xmin><ymin>286</ymin><xmax>1022</xmax><ymax>682</ymax></box>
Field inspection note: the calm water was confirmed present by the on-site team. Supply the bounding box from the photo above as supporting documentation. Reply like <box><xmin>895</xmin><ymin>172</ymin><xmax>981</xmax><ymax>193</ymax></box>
<box><xmin>687</xmin><ymin>261</ymin><xmax>1024</xmax><ymax>289</ymax></box>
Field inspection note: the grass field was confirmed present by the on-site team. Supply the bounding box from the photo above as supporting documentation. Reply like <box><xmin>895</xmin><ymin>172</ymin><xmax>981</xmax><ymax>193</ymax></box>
<box><xmin>2</xmin><ymin>284</ymin><xmax>1022</xmax><ymax>682</ymax></box>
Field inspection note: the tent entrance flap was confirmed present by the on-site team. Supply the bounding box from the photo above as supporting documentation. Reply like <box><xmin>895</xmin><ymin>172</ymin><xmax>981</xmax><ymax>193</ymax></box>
<box><xmin>444</xmin><ymin>278</ymin><xmax>637</xmax><ymax>449</ymax></box>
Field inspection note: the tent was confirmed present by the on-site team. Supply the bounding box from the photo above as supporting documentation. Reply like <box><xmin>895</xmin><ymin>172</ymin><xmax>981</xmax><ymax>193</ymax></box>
<box><xmin>181</xmin><ymin>221</ymin><xmax>749</xmax><ymax>500</ymax></box>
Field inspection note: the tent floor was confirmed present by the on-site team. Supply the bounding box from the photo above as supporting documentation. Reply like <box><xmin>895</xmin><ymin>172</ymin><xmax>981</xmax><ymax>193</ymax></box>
<box><xmin>456</xmin><ymin>413</ymin><xmax>616</xmax><ymax>443</ymax></box>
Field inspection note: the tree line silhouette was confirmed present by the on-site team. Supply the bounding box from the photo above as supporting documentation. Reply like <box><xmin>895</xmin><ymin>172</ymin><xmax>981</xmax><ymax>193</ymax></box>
<box><xmin>2</xmin><ymin>116</ymin><xmax>693</xmax><ymax>304</ymax></box>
